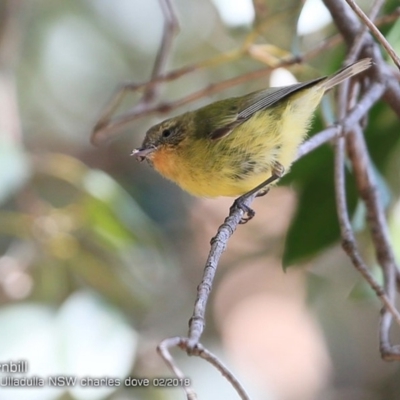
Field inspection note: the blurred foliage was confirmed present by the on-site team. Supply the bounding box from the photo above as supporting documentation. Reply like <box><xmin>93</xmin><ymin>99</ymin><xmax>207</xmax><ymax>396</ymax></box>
<box><xmin>1</xmin><ymin>151</ymin><xmax>172</xmax><ymax>308</ymax></box>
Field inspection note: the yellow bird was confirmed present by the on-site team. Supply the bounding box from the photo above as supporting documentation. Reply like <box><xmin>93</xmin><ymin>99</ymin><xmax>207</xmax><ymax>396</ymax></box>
<box><xmin>133</xmin><ymin>59</ymin><xmax>371</xmax><ymax>199</ymax></box>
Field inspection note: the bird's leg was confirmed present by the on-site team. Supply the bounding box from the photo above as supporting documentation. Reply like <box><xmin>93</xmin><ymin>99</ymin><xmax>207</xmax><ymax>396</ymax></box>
<box><xmin>231</xmin><ymin>162</ymin><xmax>285</xmax><ymax>224</ymax></box>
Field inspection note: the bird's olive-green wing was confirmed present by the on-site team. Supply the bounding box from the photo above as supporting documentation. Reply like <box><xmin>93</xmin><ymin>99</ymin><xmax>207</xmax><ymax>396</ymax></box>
<box><xmin>209</xmin><ymin>76</ymin><xmax>325</xmax><ymax>140</ymax></box>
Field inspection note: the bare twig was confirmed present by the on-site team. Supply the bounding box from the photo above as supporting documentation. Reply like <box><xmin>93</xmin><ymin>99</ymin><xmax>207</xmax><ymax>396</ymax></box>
<box><xmin>346</xmin><ymin>124</ymin><xmax>400</xmax><ymax>360</ymax></box>
<box><xmin>323</xmin><ymin>0</ymin><xmax>400</xmax><ymax>360</ymax></box>
<box><xmin>193</xmin><ymin>344</ymin><xmax>250</xmax><ymax>400</ymax></box>
<box><xmin>344</xmin><ymin>0</ymin><xmax>400</xmax><ymax>69</ymax></box>
<box><xmin>158</xmin><ymin>337</ymin><xmax>251</xmax><ymax>400</ymax></box>
<box><xmin>142</xmin><ymin>0</ymin><xmax>179</xmax><ymax>102</ymax></box>
<box><xmin>91</xmin><ymin>56</ymin><xmax>304</xmax><ymax>144</ymax></box>
<box><xmin>334</xmin><ymin>134</ymin><xmax>400</xmax><ymax>331</ymax></box>
<box><xmin>323</xmin><ymin>0</ymin><xmax>400</xmax><ymax>118</ymax></box>
<box><xmin>187</xmin><ymin>193</ymin><xmax>257</xmax><ymax>347</ymax></box>
<box><xmin>157</xmin><ymin>337</ymin><xmax>198</xmax><ymax>400</ymax></box>
<box><xmin>91</xmin><ymin>0</ymin><xmax>179</xmax><ymax>145</ymax></box>
<box><xmin>345</xmin><ymin>0</ymin><xmax>385</xmax><ymax>62</ymax></box>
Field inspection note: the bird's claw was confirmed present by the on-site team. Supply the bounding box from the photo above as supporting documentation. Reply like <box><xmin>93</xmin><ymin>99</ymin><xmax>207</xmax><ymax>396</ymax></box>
<box><xmin>230</xmin><ymin>197</ymin><xmax>255</xmax><ymax>224</ymax></box>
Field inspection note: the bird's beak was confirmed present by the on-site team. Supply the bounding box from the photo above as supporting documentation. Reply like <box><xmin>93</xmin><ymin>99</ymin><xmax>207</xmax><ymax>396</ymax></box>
<box><xmin>131</xmin><ymin>146</ymin><xmax>156</xmax><ymax>162</ymax></box>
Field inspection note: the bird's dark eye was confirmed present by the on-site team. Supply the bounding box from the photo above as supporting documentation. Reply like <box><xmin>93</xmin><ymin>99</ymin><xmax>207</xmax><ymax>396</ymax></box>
<box><xmin>162</xmin><ymin>129</ymin><xmax>172</xmax><ymax>138</ymax></box>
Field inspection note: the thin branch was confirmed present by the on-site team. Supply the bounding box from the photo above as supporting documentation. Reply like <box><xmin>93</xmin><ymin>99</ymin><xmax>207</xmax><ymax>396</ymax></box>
<box><xmin>323</xmin><ymin>0</ymin><xmax>400</xmax><ymax>118</ymax></box>
<box><xmin>323</xmin><ymin>0</ymin><xmax>361</xmax><ymax>45</ymax></box>
<box><xmin>187</xmin><ymin>194</ymin><xmax>256</xmax><ymax>347</ymax></box>
<box><xmin>191</xmin><ymin>344</ymin><xmax>250</xmax><ymax>400</ymax></box>
<box><xmin>334</xmin><ymin>134</ymin><xmax>400</xmax><ymax>334</ymax></box>
<box><xmin>365</xmin><ymin>0</ymin><xmax>386</xmax><ymax>22</ymax></box>
<box><xmin>345</xmin><ymin>0</ymin><xmax>385</xmax><ymax>63</ymax></box>
<box><xmin>339</xmin><ymin>0</ymin><xmax>400</xmax><ymax>123</ymax></box>
<box><xmin>142</xmin><ymin>0</ymin><xmax>179</xmax><ymax>102</ymax></box>
<box><xmin>91</xmin><ymin>60</ymin><xmax>292</xmax><ymax>144</ymax></box>
<box><xmin>344</xmin><ymin>0</ymin><xmax>400</xmax><ymax>69</ymax></box>
<box><xmin>91</xmin><ymin>0</ymin><xmax>179</xmax><ymax>145</ymax></box>
<box><xmin>345</xmin><ymin>124</ymin><xmax>400</xmax><ymax>359</ymax></box>
<box><xmin>158</xmin><ymin>338</ymin><xmax>251</xmax><ymax>400</ymax></box>
<box><xmin>334</xmin><ymin>27</ymin><xmax>400</xmax><ymax>358</ymax></box>
<box><xmin>157</xmin><ymin>337</ymin><xmax>198</xmax><ymax>400</ymax></box>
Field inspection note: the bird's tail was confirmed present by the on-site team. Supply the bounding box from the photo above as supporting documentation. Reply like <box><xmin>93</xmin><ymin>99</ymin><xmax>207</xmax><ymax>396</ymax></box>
<box><xmin>321</xmin><ymin>58</ymin><xmax>372</xmax><ymax>91</ymax></box>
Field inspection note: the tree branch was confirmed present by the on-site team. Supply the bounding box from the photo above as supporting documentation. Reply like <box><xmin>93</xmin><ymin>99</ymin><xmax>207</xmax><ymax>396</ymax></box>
<box><xmin>344</xmin><ymin>0</ymin><xmax>400</xmax><ymax>69</ymax></box>
<box><xmin>158</xmin><ymin>337</ymin><xmax>251</xmax><ymax>400</ymax></box>
<box><xmin>334</xmin><ymin>133</ymin><xmax>400</xmax><ymax>353</ymax></box>
<box><xmin>142</xmin><ymin>0</ymin><xmax>179</xmax><ymax>102</ymax></box>
<box><xmin>345</xmin><ymin>124</ymin><xmax>400</xmax><ymax>359</ymax></box>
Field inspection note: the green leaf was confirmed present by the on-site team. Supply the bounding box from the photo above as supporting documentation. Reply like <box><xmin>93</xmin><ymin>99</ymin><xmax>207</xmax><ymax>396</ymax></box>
<box><xmin>283</xmin><ymin>145</ymin><xmax>337</xmax><ymax>267</ymax></box>
<box><xmin>282</xmin><ymin>144</ymin><xmax>358</xmax><ymax>268</ymax></box>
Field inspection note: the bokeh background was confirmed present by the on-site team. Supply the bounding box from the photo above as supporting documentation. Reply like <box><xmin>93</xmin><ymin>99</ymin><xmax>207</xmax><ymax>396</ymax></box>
<box><xmin>1</xmin><ymin>0</ymin><xmax>400</xmax><ymax>399</ymax></box>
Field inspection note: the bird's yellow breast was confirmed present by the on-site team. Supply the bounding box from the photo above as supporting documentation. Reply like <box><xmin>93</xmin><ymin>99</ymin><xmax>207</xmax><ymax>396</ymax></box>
<box><xmin>151</xmin><ymin>86</ymin><xmax>324</xmax><ymax>197</ymax></box>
